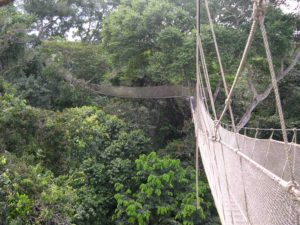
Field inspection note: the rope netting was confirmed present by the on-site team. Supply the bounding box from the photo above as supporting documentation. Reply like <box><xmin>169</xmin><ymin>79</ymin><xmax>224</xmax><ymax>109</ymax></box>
<box><xmin>194</xmin><ymin>0</ymin><xmax>300</xmax><ymax>224</ymax></box>
<box><xmin>63</xmin><ymin>71</ymin><xmax>191</xmax><ymax>99</ymax></box>
<box><xmin>58</xmin><ymin>0</ymin><xmax>300</xmax><ymax>223</ymax></box>
<box><xmin>192</xmin><ymin>98</ymin><xmax>300</xmax><ymax>225</ymax></box>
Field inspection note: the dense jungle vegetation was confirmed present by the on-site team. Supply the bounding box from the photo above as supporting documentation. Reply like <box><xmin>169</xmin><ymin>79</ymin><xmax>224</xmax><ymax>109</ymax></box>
<box><xmin>0</xmin><ymin>0</ymin><xmax>299</xmax><ymax>224</ymax></box>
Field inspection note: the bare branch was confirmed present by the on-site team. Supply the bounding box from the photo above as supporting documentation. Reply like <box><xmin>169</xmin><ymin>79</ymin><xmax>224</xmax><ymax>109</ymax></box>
<box><xmin>247</xmin><ymin>66</ymin><xmax>258</xmax><ymax>97</ymax></box>
<box><xmin>237</xmin><ymin>48</ymin><xmax>300</xmax><ymax>131</ymax></box>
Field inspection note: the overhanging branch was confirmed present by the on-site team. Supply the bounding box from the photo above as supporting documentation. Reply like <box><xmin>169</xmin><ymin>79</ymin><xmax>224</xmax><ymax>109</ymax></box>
<box><xmin>237</xmin><ymin>48</ymin><xmax>300</xmax><ymax>131</ymax></box>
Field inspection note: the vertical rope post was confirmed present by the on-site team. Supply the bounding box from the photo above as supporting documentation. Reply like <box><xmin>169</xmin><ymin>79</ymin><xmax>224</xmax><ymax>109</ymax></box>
<box><xmin>262</xmin><ymin>128</ymin><xmax>274</xmax><ymax>168</ymax></box>
<box><xmin>195</xmin><ymin>0</ymin><xmax>201</xmax><ymax>211</ymax></box>
<box><xmin>203</xmin><ymin>0</ymin><xmax>237</xmax><ymax>133</ymax></box>
<box><xmin>197</xmin><ymin>36</ymin><xmax>218</xmax><ymax>120</ymax></box>
<box><xmin>259</xmin><ymin>12</ymin><xmax>295</xmax><ymax>183</ymax></box>
<box><xmin>215</xmin><ymin>0</ymin><xmax>259</xmax><ymax>128</ymax></box>
<box><xmin>196</xmin><ymin>144</ymin><xmax>200</xmax><ymax>210</ymax></box>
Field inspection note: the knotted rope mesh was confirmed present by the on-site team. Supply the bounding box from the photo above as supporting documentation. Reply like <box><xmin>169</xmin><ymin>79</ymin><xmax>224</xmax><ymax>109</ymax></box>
<box><xmin>191</xmin><ymin>98</ymin><xmax>300</xmax><ymax>225</ymax></box>
<box><xmin>63</xmin><ymin>71</ymin><xmax>191</xmax><ymax>99</ymax></box>
<box><xmin>194</xmin><ymin>0</ymin><xmax>300</xmax><ymax>224</ymax></box>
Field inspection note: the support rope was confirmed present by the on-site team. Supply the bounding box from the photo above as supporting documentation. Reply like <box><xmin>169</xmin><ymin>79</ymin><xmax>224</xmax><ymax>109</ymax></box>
<box><xmin>203</xmin><ymin>0</ymin><xmax>237</xmax><ymax>133</ymax></box>
<box><xmin>215</xmin><ymin>0</ymin><xmax>260</xmax><ymax>128</ymax></box>
<box><xmin>195</xmin><ymin>0</ymin><xmax>201</xmax><ymax>212</ymax></box>
<box><xmin>197</xmin><ymin>35</ymin><xmax>218</xmax><ymax>120</ymax></box>
<box><xmin>259</xmin><ymin>11</ymin><xmax>295</xmax><ymax>184</ymax></box>
<box><xmin>196</xmin><ymin>144</ymin><xmax>200</xmax><ymax>209</ymax></box>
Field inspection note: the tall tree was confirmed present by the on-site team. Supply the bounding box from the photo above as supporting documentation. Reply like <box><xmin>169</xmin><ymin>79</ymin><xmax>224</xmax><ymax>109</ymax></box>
<box><xmin>23</xmin><ymin>0</ymin><xmax>121</xmax><ymax>42</ymax></box>
<box><xmin>102</xmin><ymin>0</ymin><xmax>195</xmax><ymax>85</ymax></box>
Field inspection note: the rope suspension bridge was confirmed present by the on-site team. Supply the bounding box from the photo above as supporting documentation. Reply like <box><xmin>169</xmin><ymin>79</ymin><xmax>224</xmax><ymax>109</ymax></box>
<box><xmin>62</xmin><ymin>0</ymin><xmax>300</xmax><ymax>224</ymax></box>
<box><xmin>192</xmin><ymin>0</ymin><xmax>300</xmax><ymax>224</ymax></box>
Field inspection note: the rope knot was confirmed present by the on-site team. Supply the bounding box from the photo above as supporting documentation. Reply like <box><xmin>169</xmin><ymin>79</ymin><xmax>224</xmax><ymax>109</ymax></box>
<box><xmin>287</xmin><ymin>181</ymin><xmax>300</xmax><ymax>202</ymax></box>
<box><xmin>252</xmin><ymin>0</ymin><xmax>268</xmax><ymax>20</ymax></box>
<box><xmin>224</xmin><ymin>98</ymin><xmax>231</xmax><ymax>106</ymax></box>
<box><xmin>293</xmin><ymin>128</ymin><xmax>297</xmax><ymax>136</ymax></box>
<box><xmin>212</xmin><ymin>120</ymin><xmax>221</xmax><ymax>142</ymax></box>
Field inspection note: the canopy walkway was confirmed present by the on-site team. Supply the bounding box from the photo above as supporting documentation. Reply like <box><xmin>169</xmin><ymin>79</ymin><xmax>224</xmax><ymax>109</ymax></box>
<box><xmin>62</xmin><ymin>0</ymin><xmax>300</xmax><ymax>224</ymax></box>
<box><xmin>191</xmin><ymin>96</ymin><xmax>300</xmax><ymax>225</ymax></box>
<box><xmin>63</xmin><ymin>71</ymin><xmax>191</xmax><ymax>99</ymax></box>
<box><xmin>191</xmin><ymin>0</ymin><xmax>300</xmax><ymax>224</ymax></box>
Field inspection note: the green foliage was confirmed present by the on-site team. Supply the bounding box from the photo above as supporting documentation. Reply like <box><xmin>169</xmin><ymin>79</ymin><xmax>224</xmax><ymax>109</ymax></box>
<box><xmin>64</xmin><ymin>110</ymin><xmax>150</xmax><ymax>224</ymax></box>
<box><xmin>0</xmin><ymin>90</ymin><xmax>150</xmax><ymax>173</ymax></box>
<box><xmin>0</xmin><ymin>1</ymin><xmax>298</xmax><ymax>225</ymax></box>
<box><xmin>0</xmin><ymin>6</ymin><xmax>34</xmax><ymax>70</ymax></box>
<box><xmin>208</xmin><ymin>0</ymin><xmax>253</xmax><ymax>27</ymax></box>
<box><xmin>41</xmin><ymin>41</ymin><xmax>109</xmax><ymax>83</ymax></box>
<box><xmin>0</xmin><ymin>5</ymin><xmax>96</xmax><ymax>110</ymax></box>
<box><xmin>17</xmin><ymin>62</ymin><xmax>95</xmax><ymax>110</ymax></box>
<box><xmin>24</xmin><ymin>0</ymin><xmax>76</xmax><ymax>40</ymax></box>
<box><xmin>159</xmin><ymin>120</ymin><xmax>196</xmax><ymax>166</ymax></box>
<box><xmin>102</xmin><ymin>0</ymin><xmax>195</xmax><ymax>85</ymax></box>
<box><xmin>0</xmin><ymin>154</ymin><xmax>77</xmax><ymax>224</ymax></box>
<box><xmin>23</xmin><ymin>0</ymin><xmax>121</xmax><ymax>42</ymax></box>
<box><xmin>114</xmin><ymin>152</ymin><xmax>214</xmax><ymax>225</ymax></box>
<box><xmin>0</xmin><ymin>90</ymin><xmax>153</xmax><ymax>224</ymax></box>
<box><xmin>0</xmin><ymin>92</ymin><xmax>41</xmax><ymax>156</ymax></box>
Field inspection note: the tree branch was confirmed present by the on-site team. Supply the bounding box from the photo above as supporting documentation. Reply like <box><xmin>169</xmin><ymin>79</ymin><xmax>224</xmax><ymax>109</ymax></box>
<box><xmin>213</xmin><ymin>77</ymin><xmax>222</xmax><ymax>102</ymax></box>
<box><xmin>0</xmin><ymin>0</ymin><xmax>14</xmax><ymax>7</ymax></box>
<box><xmin>237</xmin><ymin>48</ymin><xmax>300</xmax><ymax>131</ymax></box>
<box><xmin>247</xmin><ymin>66</ymin><xmax>258</xmax><ymax>97</ymax></box>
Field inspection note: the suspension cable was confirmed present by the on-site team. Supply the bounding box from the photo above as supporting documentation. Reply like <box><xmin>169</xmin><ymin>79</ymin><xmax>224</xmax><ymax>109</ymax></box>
<box><xmin>197</xmin><ymin>35</ymin><xmax>218</xmax><ymax>120</ymax></box>
<box><xmin>215</xmin><ymin>0</ymin><xmax>260</xmax><ymax>128</ymax></box>
<box><xmin>203</xmin><ymin>0</ymin><xmax>237</xmax><ymax>132</ymax></box>
<box><xmin>259</xmin><ymin>12</ymin><xmax>295</xmax><ymax>183</ymax></box>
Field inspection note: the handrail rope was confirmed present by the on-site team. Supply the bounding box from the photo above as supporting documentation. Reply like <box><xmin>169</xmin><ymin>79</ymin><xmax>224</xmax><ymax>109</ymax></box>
<box><xmin>208</xmin><ymin>133</ymin><xmax>288</xmax><ymax>188</ymax></box>
<box><xmin>259</xmin><ymin>9</ymin><xmax>296</xmax><ymax>184</ymax></box>
<box><xmin>203</xmin><ymin>0</ymin><xmax>237</xmax><ymax>133</ymax></box>
<box><xmin>196</xmin><ymin>1</ymin><xmax>239</xmax><ymax>216</ymax></box>
<box><xmin>195</xmin><ymin>100</ymin><xmax>231</xmax><ymax>220</ymax></box>
<box><xmin>221</xmin><ymin>123</ymin><xmax>300</xmax><ymax>132</ymax></box>
<box><xmin>197</xmin><ymin>35</ymin><xmax>218</xmax><ymax>120</ymax></box>
<box><xmin>215</xmin><ymin>0</ymin><xmax>260</xmax><ymax>128</ymax></box>
<box><xmin>195</xmin><ymin>100</ymin><xmax>221</xmax><ymax>206</ymax></box>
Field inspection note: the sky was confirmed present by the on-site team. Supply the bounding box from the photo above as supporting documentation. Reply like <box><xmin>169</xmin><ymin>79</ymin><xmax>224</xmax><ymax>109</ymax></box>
<box><xmin>280</xmin><ymin>0</ymin><xmax>300</xmax><ymax>14</ymax></box>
